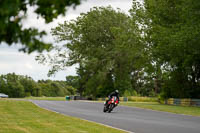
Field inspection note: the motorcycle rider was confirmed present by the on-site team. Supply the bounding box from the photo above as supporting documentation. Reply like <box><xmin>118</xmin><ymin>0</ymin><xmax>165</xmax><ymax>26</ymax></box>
<box><xmin>105</xmin><ymin>90</ymin><xmax>120</xmax><ymax>105</ymax></box>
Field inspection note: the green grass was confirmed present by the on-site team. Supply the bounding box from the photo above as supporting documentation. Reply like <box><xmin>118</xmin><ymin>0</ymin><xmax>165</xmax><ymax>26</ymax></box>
<box><xmin>125</xmin><ymin>96</ymin><xmax>158</xmax><ymax>102</ymax></box>
<box><xmin>0</xmin><ymin>99</ymin><xmax>126</xmax><ymax>133</ymax></box>
<box><xmin>120</xmin><ymin>102</ymin><xmax>200</xmax><ymax>117</ymax></box>
<box><xmin>24</xmin><ymin>96</ymin><xmax>66</xmax><ymax>101</ymax></box>
<box><xmin>23</xmin><ymin>96</ymin><xmax>158</xmax><ymax>102</ymax></box>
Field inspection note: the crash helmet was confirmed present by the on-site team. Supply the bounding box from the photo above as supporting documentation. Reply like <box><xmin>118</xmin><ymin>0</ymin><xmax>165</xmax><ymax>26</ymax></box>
<box><xmin>115</xmin><ymin>89</ymin><xmax>119</xmax><ymax>93</ymax></box>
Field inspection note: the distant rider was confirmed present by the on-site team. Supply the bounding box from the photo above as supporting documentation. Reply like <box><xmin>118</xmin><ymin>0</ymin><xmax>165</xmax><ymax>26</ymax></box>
<box><xmin>106</xmin><ymin>90</ymin><xmax>120</xmax><ymax>104</ymax></box>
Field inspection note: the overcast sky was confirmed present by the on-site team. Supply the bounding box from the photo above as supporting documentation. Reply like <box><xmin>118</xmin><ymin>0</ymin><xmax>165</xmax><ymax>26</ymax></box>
<box><xmin>0</xmin><ymin>0</ymin><xmax>133</xmax><ymax>81</ymax></box>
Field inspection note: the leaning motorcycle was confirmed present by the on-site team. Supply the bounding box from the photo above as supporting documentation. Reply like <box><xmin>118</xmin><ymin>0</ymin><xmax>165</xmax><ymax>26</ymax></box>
<box><xmin>103</xmin><ymin>96</ymin><xmax>119</xmax><ymax>113</ymax></box>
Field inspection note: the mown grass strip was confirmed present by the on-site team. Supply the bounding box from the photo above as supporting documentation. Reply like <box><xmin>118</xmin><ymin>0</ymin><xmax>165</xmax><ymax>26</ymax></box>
<box><xmin>24</xmin><ymin>96</ymin><xmax>158</xmax><ymax>102</ymax></box>
<box><xmin>126</xmin><ymin>96</ymin><xmax>158</xmax><ymax>102</ymax></box>
<box><xmin>120</xmin><ymin>102</ymin><xmax>200</xmax><ymax>117</ymax></box>
<box><xmin>0</xmin><ymin>99</ymin><xmax>126</xmax><ymax>133</ymax></box>
<box><xmin>24</xmin><ymin>96</ymin><xmax>66</xmax><ymax>101</ymax></box>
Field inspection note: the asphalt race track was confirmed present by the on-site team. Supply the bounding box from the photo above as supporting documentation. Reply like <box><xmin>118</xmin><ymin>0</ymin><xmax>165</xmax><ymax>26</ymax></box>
<box><xmin>32</xmin><ymin>100</ymin><xmax>200</xmax><ymax>133</ymax></box>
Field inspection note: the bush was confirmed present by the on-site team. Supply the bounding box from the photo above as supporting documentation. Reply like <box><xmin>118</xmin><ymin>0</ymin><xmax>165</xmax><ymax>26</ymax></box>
<box><xmin>25</xmin><ymin>92</ymin><xmax>31</xmax><ymax>97</ymax></box>
<box><xmin>123</xmin><ymin>90</ymin><xmax>132</xmax><ymax>97</ymax></box>
<box><xmin>123</xmin><ymin>90</ymin><xmax>138</xmax><ymax>97</ymax></box>
<box><xmin>132</xmin><ymin>90</ymin><xmax>138</xmax><ymax>96</ymax></box>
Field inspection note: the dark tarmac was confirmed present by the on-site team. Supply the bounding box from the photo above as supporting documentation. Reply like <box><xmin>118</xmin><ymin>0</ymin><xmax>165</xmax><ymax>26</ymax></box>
<box><xmin>32</xmin><ymin>100</ymin><xmax>200</xmax><ymax>133</ymax></box>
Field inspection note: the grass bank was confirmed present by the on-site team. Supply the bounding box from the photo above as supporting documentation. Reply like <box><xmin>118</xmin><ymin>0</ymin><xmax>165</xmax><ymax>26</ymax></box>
<box><xmin>24</xmin><ymin>96</ymin><xmax>158</xmax><ymax>102</ymax></box>
<box><xmin>24</xmin><ymin>96</ymin><xmax>66</xmax><ymax>101</ymax></box>
<box><xmin>125</xmin><ymin>96</ymin><xmax>158</xmax><ymax>102</ymax></box>
<box><xmin>0</xmin><ymin>99</ymin><xmax>126</xmax><ymax>133</ymax></box>
<box><xmin>120</xmin><ymin>102</ymin><xmax>200</xmax><ymax>117</ymax></box>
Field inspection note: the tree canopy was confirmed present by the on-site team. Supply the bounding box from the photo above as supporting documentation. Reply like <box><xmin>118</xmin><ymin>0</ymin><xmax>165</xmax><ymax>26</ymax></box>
<box><xmin>36</xmin><ymin>1</ymin><xmax>200</xmax><ymax>99</ymax></box>
<box><xmin>130</xmin><ymin>0</ymin><xmax>200</xmax><ymax>98</ymax></box>
<box><xmin>0</xmin><ymin>73</ymin><xmax>76</xmax><ymax>98</ymax></box>
<box><xmin>0</xmin><ymin>0</ymin><xmax>82</xmax><ymax>53</ymax></box>
<box><xmin>37</xmin><ymin>6</ymin><xmax>146</xmax><ymax>97</ymax></box>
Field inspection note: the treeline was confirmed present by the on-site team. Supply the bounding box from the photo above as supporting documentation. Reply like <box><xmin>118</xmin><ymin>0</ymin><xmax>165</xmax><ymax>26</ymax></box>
<box><xmin>37</xmin><ymin>0</ymin><xmax>200</xmax><ymax>99</ymax></box>
<box><xmin>0</xmin><ymin>73</ymin><xmax>76</xmax><ymax>98</ymax></box>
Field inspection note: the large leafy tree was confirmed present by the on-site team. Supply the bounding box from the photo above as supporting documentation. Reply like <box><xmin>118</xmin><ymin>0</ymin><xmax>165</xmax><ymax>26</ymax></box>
<box><xmin>131</xmin><ymin>0</ymin><xmax>200</xmax><ymax>98</ymax></box>
<box><xmin>0</xmin><ymin>0</ymin><xmax>82</xmax><ymax>53</ymax></box>
<box><xmin>37</xmin><ymin>6</ymin><xmax>144</xmax><ymax>97</ymax></box>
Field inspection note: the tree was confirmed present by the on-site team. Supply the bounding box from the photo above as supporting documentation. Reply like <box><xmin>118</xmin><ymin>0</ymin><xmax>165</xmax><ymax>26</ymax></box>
<box><xmin>1</xmin><ymin>73</ymin><xmax>25</xmax><ymax>98</ymax></box>
<box><xmin>19</xmin><ymin>75</ymin><xmax>40</xmax><ymax>97</ymax></box>
<box><xmin>37</xmin><ymin>80</ymin><xmax>76</xmax><ymax>96</ymax></box>
<box><xmin>0</xmin><ymin>0</ymin><xmax>82</xmax><ymax>53</ymax></box>
<box><xmin>130</xmin><ymin>0</ymin><xmax>200</xmax><ymax>98</ymax></box>
<box><xmin>0</xmin><ymin>73</ymin><xmax>76</xmax><ymax>97</ymax></box>
<box><xmin>37</xmin><ymin>6</ymin><xmax>144</xmax><ymax>97</ymax></box>
<box><xmin>65</xmin><ymin>75</ymin><xmax>79</xmax><ymax>89</ymax></box>
<box><xmin>0</xmin><ymin>75</ymin><xmax>7</xmax><ymax>95</ymax></box>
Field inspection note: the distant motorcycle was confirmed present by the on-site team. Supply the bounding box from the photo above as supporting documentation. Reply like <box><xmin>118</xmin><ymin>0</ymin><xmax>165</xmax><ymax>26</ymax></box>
<box><xmin>103</xmin><ymin>96</ymin><xmax>119</xmax><ymax>113</ymax></box>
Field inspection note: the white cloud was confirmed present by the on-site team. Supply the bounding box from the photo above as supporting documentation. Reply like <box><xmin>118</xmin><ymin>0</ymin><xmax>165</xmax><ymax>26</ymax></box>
<box><xmin>25</xmin><ymin>63</ymin><xmax>33</xmax><ymax>70</ymax></box>
<box><xmin>0</xmin><ymin>0</ymin><xmax>132</xmax><ymax>81</ymax></box>
<box><xmin>0</xmin><ymin>44</ymin><xmax>77</xmax><ymax>81</ymax></box>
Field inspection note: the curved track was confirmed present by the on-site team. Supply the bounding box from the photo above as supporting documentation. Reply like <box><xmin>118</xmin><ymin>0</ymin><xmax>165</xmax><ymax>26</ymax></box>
<box><xmin>32</xmin><ymin>100</ymin><xmax>200</xmax><ymax>133</ymax></box>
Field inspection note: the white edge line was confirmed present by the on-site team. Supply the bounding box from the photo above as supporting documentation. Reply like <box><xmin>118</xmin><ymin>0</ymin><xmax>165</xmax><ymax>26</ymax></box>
<box><xmin>30</xmin><ymin>100</ymin><xmax>134</xmax><ymax>133</ymax></box>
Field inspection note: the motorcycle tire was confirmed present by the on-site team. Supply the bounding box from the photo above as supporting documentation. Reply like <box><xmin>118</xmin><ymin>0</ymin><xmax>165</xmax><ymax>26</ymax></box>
<box><xmin>108</xmin><ymin>104</ymin><xmax>114</xmax><ymax>113</ymax></box>
<box><xmin>103</xmin><ymin>106</ymin><xmax>107</xmax><ymax>112</ymax></box>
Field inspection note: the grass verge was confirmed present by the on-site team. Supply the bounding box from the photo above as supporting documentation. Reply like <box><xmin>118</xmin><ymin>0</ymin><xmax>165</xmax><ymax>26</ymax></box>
<box><xmin>126</xmin><ymin>96</ymin><xmax>158</xmax><ymax>102</ymax></box>
<box><xmin>24</xmin><ymin>96</ymin><xmax>158</xmax><ymax>102</ymax></box>
<box><xmin>120</xmin><ymin>102</ymin><xmax>200</xmax><ymax>117</ymax></box>
<box><xmin>0</xmin><ymin>99</ymin><xmax>126</xmax><ymax>133</ymax></box>
<box><xmin>24</xmin><ymin>96</ymin><xmax>66</xmax><ymax>101</ymax></box>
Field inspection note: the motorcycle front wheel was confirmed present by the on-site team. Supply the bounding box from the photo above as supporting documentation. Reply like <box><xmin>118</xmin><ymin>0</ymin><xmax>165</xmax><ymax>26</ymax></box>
<box><xmin>103</xmin><ymin>106</ymin><xmax>107</xmax><ymax>112</ymax></box>
<box><xmin>108</xmin><ymin>104</ymin><xmax>114</xmax><ymax>113</ymax></box>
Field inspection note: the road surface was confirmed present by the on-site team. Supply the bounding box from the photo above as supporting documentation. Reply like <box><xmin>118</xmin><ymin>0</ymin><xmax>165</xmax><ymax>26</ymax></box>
<box><xmin>32</xmin><ymin>100</ymin><xmax>200</xmax><ymax>133</ymax></box>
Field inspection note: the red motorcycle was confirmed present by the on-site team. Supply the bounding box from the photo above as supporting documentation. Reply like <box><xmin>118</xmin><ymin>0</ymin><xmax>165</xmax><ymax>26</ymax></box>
<box><xmin>103</xmin><ymin>96</ymin><xmax>119</xmax><ymax>113</ymax></box>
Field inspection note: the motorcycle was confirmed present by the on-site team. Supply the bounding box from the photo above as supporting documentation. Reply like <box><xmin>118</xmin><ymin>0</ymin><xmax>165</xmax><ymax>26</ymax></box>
<box><xmin>103</xmin><ymin>96</ymin><xmax>119</xmax><ymax>113</ymax></box>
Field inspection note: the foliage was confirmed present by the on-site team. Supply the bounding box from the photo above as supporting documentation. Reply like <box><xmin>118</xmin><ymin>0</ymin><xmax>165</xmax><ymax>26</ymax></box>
<box><xmin>38</xmin><ymin>6</ymin><xmax>145</xmax><ymax>98</ymax></box>
<box><xmin>38</xmin><ymin>80</ymin><xmax>76</xmax><ymax>97</ymax></box>
<box><xmin>129</xmin><ymin>0</ymin><xmax>200</xmax><ymax>99</ymax></box>
<box><xmin>123</xmin><ymin>90</ymin><xmax>132</xmax><ymax>97</ymax></box>
<box><xmin>147</xmin><ymin>0</ymin><xmax>200</xmax><ymax>98</ymax></box>
<box><xmin>0</xmin><ymin>0</ymin><xmax>82</xmax><ymax>53</ymax></box>
<box><xmin>0</xmin><ymin>73</ymin><xmax>27</xmax><ymax>98</ymax></box>
<box><xmin>123</xmin><ymin>90</ymin><xmax>138</xmax><ymax>97</ymax></box>
<box><xmin>66</xmin><ymin>75</ymin><xmax>79</xmax><ymax>89</ymax></box>
<box><xmin>36</xmin><ymin>1</ymin><xmax>200</xmax><ymax>99</ymax></box>
<box><xmin>0</xmin><ymin>73</ymin><xmax>76</xmax><ymax>98</ymax></box>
